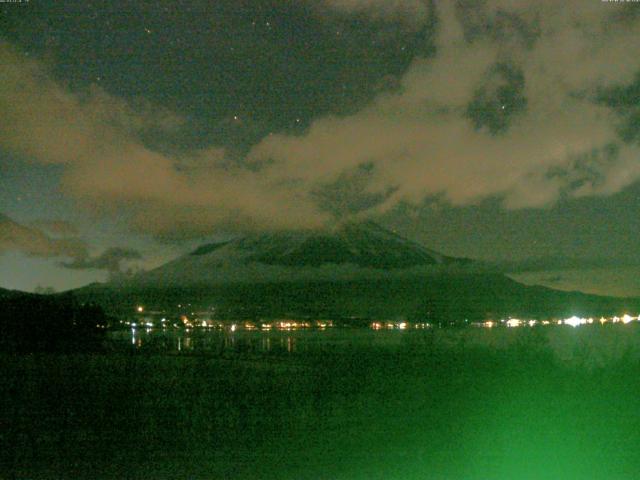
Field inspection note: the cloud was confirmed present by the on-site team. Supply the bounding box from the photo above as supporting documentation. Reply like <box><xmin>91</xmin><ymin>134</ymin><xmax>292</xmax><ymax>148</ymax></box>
<box><xmin>30</xmin><ymin>220</ymin><xmax>78</xmax><ymax>236</ymax></box>
<box><xmin>0</xmin><ymin>213</ymin><xmax>142</xmax><ymax>284</ymax></box>
<box><xmin>0</xmin><ymin>213</ymin><xmax>87</xmax><ymax>259</ymax></box>
<box><xmin>249</xmin><ymin>0</ymin><xmax>640</xmax><ymax>213</ymax></box>
<box><xmin>0</xmin><ymin>42</ymin><xmax>326</xmax><ymax>236</ymax></box>
<box><xmin>492</xmin><ymin>255</ymin><xmax>639</xmax><ymax>274</ymax></box>
<box><xmin>61</xmin><ymin>247</ymin><xmax>142</xmax><ymax>275</ymax></box>
<box><xmin>2</xmin><ymin>0</ymin><xmax>640</xmax><ymax>236</ymax></box>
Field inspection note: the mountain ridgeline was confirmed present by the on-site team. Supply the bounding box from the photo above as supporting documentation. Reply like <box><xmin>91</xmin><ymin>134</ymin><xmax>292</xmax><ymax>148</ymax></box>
<box><xmin>132</xmin><ymin>221</ymin><xmax>473</xmax><ymax>287</ymax></box>
<box><xmin>77</xmin><ymin>222</ymin><xmax>640</xmax><ymax>322</ymax></box>
<box><xmin>191</xmin><ymin>221</ymin><xmax>464</xmax><ymax>269</ymax></box>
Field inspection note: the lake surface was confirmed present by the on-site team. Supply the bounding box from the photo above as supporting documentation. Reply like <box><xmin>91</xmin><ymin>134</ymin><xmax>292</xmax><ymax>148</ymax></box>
<box><xmin>5</xmin><ymin>325</ymin><xmax>640</xmax><ymax>479</ymax></box>
<box><xmin>109</xmin><ymin>322</ymin><xmax>640</xmax><ymax>367</ymax></box>
<box><xmin>110</xmin><ymin>326</ymin><xmax>419</xmax><ymax>355</ymax></box>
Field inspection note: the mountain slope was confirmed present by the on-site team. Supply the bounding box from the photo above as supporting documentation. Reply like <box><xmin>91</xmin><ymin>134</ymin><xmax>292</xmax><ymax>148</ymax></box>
<box><xmin>135</xmin><ymin>221</ymin><xmax>471</xmax><ymax>286</ymax></box>
<box><xmin>74</xmin><ymin>222</ymin><xmax>640</xmax><ymax>321</ymax></box>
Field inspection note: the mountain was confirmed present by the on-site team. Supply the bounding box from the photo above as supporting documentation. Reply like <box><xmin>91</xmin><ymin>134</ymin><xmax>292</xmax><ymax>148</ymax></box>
<box><xmin>134</xmin><ymin>221</ymin><xmax>472</xmax><ymax>287</ymax></box>
<box><xmin>76</xmin><ymin>222</ymin><xmax>640</xmax><ymax>322</ymax></box>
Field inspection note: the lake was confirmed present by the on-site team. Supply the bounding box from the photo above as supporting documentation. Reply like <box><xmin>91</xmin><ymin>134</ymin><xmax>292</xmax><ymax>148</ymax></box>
<box><xmin>3</xmin><ymin>324</ymin><xmax>640</xmax><ymax>479</ymax></box>
<box><xmin>110</xmin><ymin>326</ymin><xmax>419</xmax><ymax>355</ymax></box>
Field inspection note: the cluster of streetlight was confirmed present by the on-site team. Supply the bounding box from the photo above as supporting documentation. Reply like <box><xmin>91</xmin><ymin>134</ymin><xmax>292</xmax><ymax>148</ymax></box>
<box><xmin>484</xmin><ymin>314</ymin><xmax>639</xmax><ymax>328</ymax></box>
<box><xmin>133</xmin><ymin>305</ymin><xmax>639</xmax><ymax>332</ymax></box>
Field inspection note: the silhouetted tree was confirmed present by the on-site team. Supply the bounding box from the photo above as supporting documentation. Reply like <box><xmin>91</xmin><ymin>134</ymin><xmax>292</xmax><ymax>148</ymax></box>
<box><xmin>0</xmin><ymin>292</ymin><xmax>107</xmax><ymax>353</ymax></box>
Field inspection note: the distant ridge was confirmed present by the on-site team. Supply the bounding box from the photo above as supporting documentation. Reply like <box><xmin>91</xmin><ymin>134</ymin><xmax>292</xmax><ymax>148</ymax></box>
<box><xmin>74</xmin><ymin>222</ymin><xmax>640</xmax><ymax>321</ymax></box>
<box><xmin>131</xmin><ymin>221</ymin><xmax>472</xmax><ymax>286</ymax></box>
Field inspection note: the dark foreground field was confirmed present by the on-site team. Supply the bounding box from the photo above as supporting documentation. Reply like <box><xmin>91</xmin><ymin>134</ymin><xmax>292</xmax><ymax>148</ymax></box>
<box><xmin>3</xmin><ymin>328</ymin><xmax>640</xmax><ymax>480</ymax></box>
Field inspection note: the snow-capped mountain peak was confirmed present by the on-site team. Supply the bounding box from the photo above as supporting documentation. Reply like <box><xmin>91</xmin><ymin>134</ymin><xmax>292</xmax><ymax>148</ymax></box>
<box><xmin>135</xmin><ymin>222</ymin><xmax>469</xmax><ymax>286</ymax></box>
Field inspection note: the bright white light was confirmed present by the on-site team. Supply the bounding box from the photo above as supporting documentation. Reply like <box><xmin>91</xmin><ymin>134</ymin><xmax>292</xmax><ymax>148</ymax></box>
<box><xmin>564</xmin><ymin>316</ymin><xmax>585</xmax><ymax>328</ymax></box>
<box><xmin>506</xmin><ymin>318</ymin><xmax>521</xmax><ymax>328</ymax></box>
<box><xmin>136</xmin><ymin>306</ymin><xmax>144</xmax><ymax>313</ymax></box>
<box><xmin>622</xmin><ymin>314</ymin><xmax>634</xmax><ymax>324</ymax></box>
<box><xmin>230</xmin><ymin>324</ymin><xmax>237</xmax><ymax>332</ymax></box>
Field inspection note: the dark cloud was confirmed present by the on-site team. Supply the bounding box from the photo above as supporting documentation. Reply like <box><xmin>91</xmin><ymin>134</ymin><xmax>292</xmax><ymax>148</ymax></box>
<box><xmin>0</xmin><ymin>213</ymin><xmax>140</xmax><ymax>280</ymax></box>
<box><xmin>492</xmin><ymin>256</ymin><xmax>639</xmax><ymax>274</ymax></box>
<box><xmin>30</xmin><ymin>220</ymin><xmax>78</xmax><ymax>236</ymax></box>
<box><xmin>61</xmin><ymin>247</ymin><xmax>142</xmax><ymax>275</ymax></box>
<box><xmin>0</xmin><ymin>213</ymin><xmax>87</xmax><ymax>259</ymax></box>
<box><xmin>312</xmin><ymin>162</ymin><xmax>398</xmax><ymax>218</ymax></box>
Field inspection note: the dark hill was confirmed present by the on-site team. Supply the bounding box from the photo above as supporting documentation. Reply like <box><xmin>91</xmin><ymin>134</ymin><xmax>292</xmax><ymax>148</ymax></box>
<box><xmin>0</xmin><ymin>290</ymin><xmax>108</xmax><ymax>352</ymax></box>
<box><xmin>73</xmin><ymin>222</ymin><xmax>640</xmax><ymax>322</ymax></box>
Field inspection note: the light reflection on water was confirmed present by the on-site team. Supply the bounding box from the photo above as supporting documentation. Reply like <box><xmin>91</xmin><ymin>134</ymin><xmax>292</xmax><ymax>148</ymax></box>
<box><xmin>112</xmin><ymin>327</ymin><xmax>413</xmax><ymax>355</ymax></box>
<box><xmin>121</xmin><ymin>328</ymin><xmax>301</xmax><ymax>354</ymax></box>
<box><xmin>115</xmin><ymin>322</ymin><xmax>640</xmax><ymax>367</ymax></box>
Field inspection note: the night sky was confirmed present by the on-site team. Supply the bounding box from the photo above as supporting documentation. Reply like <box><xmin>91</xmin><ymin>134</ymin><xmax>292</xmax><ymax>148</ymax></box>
<box><xmin>2</xmin><ymin>0</ymin><xmax>640</xmax><ymax>294</ymax></box>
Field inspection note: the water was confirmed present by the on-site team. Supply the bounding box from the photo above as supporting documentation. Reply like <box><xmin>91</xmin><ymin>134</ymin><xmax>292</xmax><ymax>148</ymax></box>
<box><xmin>111</xmin><ymin>322</ymin><xmax>640</xmax><ymax>368</ymax></box>
<box><xmin>110</xmin><ymin>326</ymin><xmax>414</xmax><ymax>355</ymax></box>
<box><xmin>5</xmin><ymin>325</ymin><xmax>640</xmax><ymax>479</ymax></box>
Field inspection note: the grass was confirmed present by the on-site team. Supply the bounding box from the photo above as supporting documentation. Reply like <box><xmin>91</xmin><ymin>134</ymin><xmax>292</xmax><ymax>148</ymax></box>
<box><xmin>2</xmin><ymin>326</ymin><xmax>640</xmax><ymax>479</ymax></box>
